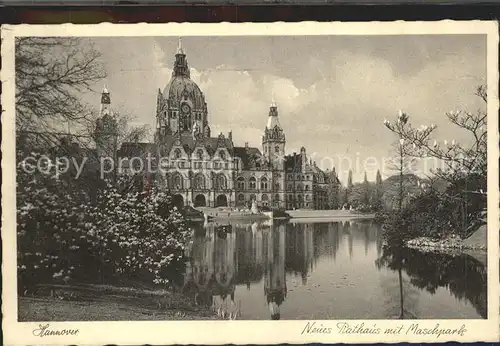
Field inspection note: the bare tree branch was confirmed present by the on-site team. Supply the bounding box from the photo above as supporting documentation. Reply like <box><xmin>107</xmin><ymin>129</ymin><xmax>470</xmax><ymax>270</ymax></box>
<box><xmin>15</xmin><ymin>37</ymin><xmax>106</xmax><ymax>135</ymax></box>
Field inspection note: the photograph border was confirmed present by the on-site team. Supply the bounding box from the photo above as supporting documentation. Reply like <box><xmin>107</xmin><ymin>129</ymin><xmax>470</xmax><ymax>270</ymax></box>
<box><xmin>2</xmin><ymin>21</ymin><xmax>499</xmax><ymax>345</ymax></box>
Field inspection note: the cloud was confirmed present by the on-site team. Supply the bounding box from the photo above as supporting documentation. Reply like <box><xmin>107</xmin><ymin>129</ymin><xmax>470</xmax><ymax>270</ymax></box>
<box><xmin>88</xmin><ymin>36</ymin><xmax>485</xmax><ymax>184</ymax></box>
<box><xmin>185</xmin><ymin>49</ymin><xmax>484</xmax><ymax>183</ymax></box>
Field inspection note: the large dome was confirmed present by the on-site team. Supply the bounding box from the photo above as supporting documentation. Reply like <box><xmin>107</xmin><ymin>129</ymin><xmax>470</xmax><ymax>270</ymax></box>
<box><xmin>163</xmin><ymin>39</ymin><xmax>207</xmax><ymax>111</ymax></box>
<box><xmin>163</xmin><ymin>75</ymin><xmax>206</xmax><ymax>110</ymax></box>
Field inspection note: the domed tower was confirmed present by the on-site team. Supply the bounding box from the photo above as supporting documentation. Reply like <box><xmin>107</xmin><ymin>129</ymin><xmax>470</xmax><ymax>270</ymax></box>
<box><xmin>156</xmin><ymin>38</ymin><xmax>210</xmax><ymax>142</ymax></box>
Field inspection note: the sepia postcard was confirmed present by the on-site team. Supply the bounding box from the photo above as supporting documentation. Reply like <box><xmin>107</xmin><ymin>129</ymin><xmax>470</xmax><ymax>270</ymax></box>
<box><xmin>1</xmin><ymin>21</ymin><xmax>499</xmax><ymax>345</ymax></box>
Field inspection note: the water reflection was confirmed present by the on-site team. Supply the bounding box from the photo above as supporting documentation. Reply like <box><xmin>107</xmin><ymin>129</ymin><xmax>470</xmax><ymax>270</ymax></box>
<box><xmin>376</xmin><ymin>246</ymin><xmax>487</xmax><ymax>319</ymax></box>
<box><xmin>181</xmin><ymin>220</ymin><xmax>486</xmax><ymax>320</ymax></box>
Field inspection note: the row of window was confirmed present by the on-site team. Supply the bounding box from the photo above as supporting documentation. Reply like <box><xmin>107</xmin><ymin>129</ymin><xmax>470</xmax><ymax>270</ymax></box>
<box><xmin>169</xmin><ymin>173</ymin><xmax>228</xmax><ymax>190</ymax></box>
<box><xmin>237</xmin><ymin>193</ymin><xmax>280</xmax><ymax>202</ymax></box>
<box><xmin>288</xmin><ymin>174</ymin><xmax>311</xmax><ymax>181</ymax></box>
<box><xmin>169</xmin><ymin>161</ymin><xmax>232</xmax><ymax>170</ymax></box>
<box><xmin>173</xmin><ymin>148</ymin><xmax>228</xmax><ymax>161</ymax></box>
<box><xmin>235</xmin><ymin>194</ymin><xmax>311</xmax><ymax>202</ymax></box>
<box><xmin>287</xmin><ymin>183</ymin><xmax>310</xmax><ymax>191</ymax></box>
<box><xmin>287</xmin><ymin>194</ymin><xmax>311</xmax><ymax>201</ymax></box>
<box><xmin>236</xmin><ymin>177</ymin><xmax>280</xmax><ymax>191</ymax></box>
<box><xmin>168</xmin><ymin>110</ymin><xmax>203</xmax><ymax>121</ymax></box>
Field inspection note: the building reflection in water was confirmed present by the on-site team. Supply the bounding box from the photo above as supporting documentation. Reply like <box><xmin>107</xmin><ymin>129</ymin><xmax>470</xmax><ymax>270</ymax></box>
<box><xmin>182</xmin><ymin>220</ymin><xmax>484</xmax><ymax>319</ymax></box>
<box><xmin>183</xmin><ymin>225</ymin><xmax>238</xmax><ymax>315</ymax></box>
<box><xmin>264</xmin><ymin>224</ymin><xmax>286</xmax><ymax>319</ymax></box>
<box><xmin>182</xmin><ymin>220</ymin><xmax>378</xmax><ymax>319</ymax></box>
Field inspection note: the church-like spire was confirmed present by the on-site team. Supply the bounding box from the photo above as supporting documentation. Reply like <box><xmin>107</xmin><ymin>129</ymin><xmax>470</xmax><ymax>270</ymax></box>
<box><xmin>271</xmin><ymin>91</ymin><xmax>277</xmax><ymax>108</ymax></box>
<box><xmin>266</xmin><ymin>100</ymin><xmax>281</xmax><ymax>129</ymax></box>
<box><xmin>173</xmin><ymin>37</ymin><xmax>190</xmax><ymax>78</ymax></box>
<box><xmin>177</xmin><ymin>37</ymin><xmax>185</xmax><ymax>55</ymax></box>
<box><xmin>99</xmin><ymin>84</ymin><xmax>112</xmax><ymax>118</ymax></box>
<box><xmin>101</xmin><ymin>84</ymin><xmax>110</xmax><ymax>105</ymax></box>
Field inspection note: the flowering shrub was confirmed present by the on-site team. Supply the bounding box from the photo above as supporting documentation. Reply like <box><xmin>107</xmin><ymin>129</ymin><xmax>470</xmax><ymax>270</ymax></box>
<box><xmin>17</xmin><ymin>152</ymin><xmax>191</xmax><ymax>294</ymax></box>
<box><xmin>84</xmin><ymin>177</ymin><xmax>191</xmax><ymax>286</ymax></box>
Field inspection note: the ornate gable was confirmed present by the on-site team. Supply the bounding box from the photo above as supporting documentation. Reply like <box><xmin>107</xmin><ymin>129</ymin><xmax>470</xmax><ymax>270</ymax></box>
<box><xmin>217</xmin><ymin>133</ymin><xmax>226</xmax><ymax>148</ymax></box>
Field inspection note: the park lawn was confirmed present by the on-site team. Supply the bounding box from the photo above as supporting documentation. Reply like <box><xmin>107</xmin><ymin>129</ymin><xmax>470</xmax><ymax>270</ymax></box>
<box><xmin>18</xmin><ymin>283</ymin><xmax>217</xmax><ymax>321</ymax></box>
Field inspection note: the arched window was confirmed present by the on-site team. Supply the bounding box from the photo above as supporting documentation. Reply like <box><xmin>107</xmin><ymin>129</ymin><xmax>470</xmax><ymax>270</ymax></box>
<box><xmin>216</xmin><ymin>174</ymin><xmax>227</xmax><ymax>190</ymax></box>
<box><xmin>238</xmin><ymin>193</ymin><xmax>245</xmax><ymax>201</ymax></box>
<box><xmin>249</xmin><ymin>177</ymin><xmax>256</xmax><ymax>190</ymax></box>
<box><xmin>196</xmin><ymin>149</ymin><xmax>203</xmax><ymax>160</ymax></box>
<box><xmin>274</xmin><ymin>183</ymin><xmax>280</xmax><ymax>190</ymax></box>
<box><xmin>305</xmin><ymin>185</ymin><xmax>309</xmax><ymax>191</ymax></box>
<box><xmin>237</xmin><ymin>177</ymin><xmax>245</xmax><ymax>190</ymax></box>
<box><xmin>298</xmin><ymin>194</ymin><xmax>303</xmax><ymax>202</ymax></box>
<box><xmin>193</xmin><ymin>173</ymin><xmax>205</xmax><ymax>189</ymax></box>
<box><xmin>219</xmin><ymin>150</ymin><xmax>226</xmax><ymax>160</ymax></box>
<box><xmin>260</xmin><ymin>177</ymin><xmax>268</xmax><ymax>190</ymax></box>
<box><xmin>174</xmin><ymin>148</ymin><xmax>182</xmax><ymax>159</ymax></box>
<box><xmin>298</xmin><ymin>183</ymin><xmax>303</xmax><ymax>191</ymax></box>
<box><xmin>172</xmin><ymin>173</ymin><xmax>183</xmax><ymax>189</ymax></box>
<box><xmin>275</xmin><ymin>194</ymin><xmax>280</xmax><ymax>201</ymax></box>
<box><xmin>250</xmin><ymin>194</ymin><xmax>256</xmax><ymax>201</ymax></box>
<box><xmin>262</xmin><ymin>194</ymin><xmax>269</xmax><ymax>202</ymax></box>
<box><xmin>275</xmin><ymin>146</ymin><xmax>280</xmax><ymax>153</ymax></box>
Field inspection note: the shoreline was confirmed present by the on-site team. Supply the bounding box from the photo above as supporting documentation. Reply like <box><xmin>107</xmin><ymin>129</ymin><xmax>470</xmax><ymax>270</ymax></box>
<box><xmin>405</xmin><ymin>235</ymin><xmax>487</xmax><ymax>266</ymax></box>
<box><xmin>18</xmin><ymin>283</ymin><xmax>217</xmax><ymax>321</ymax></box>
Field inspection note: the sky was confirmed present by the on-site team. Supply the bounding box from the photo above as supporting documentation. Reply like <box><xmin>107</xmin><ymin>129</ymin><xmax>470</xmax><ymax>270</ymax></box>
<box><xmin>83</xmin><ymin>35</ymin><xmax>486</xmax><ymax>184</ymax></box>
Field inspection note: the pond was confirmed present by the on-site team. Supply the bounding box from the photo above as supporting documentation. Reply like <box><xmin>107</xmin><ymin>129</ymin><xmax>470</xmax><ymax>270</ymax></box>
<box><xmin>181</xmin><ymin>219</ymin><xmax>487</xmax><ymax>320</ymax></box>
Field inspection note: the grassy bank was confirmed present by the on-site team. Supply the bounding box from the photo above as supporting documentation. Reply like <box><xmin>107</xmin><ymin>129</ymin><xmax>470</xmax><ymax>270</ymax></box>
<box><xmin>18</xmin><ymin>283</ymin><xmax>217</xmax><ymax>321</ymax></box>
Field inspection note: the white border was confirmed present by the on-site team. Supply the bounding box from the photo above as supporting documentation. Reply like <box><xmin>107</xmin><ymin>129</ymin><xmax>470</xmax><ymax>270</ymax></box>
<box><xmin>1</xmin><ymin>21</ymin><xmax>499</xmax><ymax>345</ymax></box>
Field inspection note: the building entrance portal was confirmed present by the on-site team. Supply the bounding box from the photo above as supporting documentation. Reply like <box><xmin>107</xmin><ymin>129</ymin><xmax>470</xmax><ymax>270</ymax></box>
<box><xmin>194</xmin><ymin>194</ymin><xmax>207</xmax><ymax>207</ymax></box>
<box><xmin>216</xmin><ymin>194</ymin><xmax>228</xmax><ymax>207</ymax></box>
<box><xmin>172</xmin><ymin>194</ymin><xmax>184</xmax><ymax>210</ymax></box>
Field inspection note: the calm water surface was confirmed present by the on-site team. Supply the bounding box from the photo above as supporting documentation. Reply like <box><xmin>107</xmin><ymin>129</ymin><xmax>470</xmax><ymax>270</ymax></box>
<box><xmin>182</xmin><ymin>220</ymin><xmax>487</xmax><ymax>320</ymax></box>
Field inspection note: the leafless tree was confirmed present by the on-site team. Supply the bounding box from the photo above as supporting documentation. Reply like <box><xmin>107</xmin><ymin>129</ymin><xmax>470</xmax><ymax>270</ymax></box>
<box><xmin>384</xmin><ymin>86</ymin><xmax>487</xmax><ymax>184</ymax></box>
<box><xmin>15</xmin><ymin>37</ymin><xmax>106</xmax><ymax>149</ymax></box>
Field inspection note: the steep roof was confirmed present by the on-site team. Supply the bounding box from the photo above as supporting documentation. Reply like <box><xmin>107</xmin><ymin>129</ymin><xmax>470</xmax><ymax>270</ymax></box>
<box><xmin>118</xmin><ymin>142</ymin><xmax>157</xmax><ymax>158</ymax></box>
<box><xmin>233</xmin><ymin>146</ymin><xmax>267</xmax><ymax>170</ymax></box>
<box><xmin>119</xmin><ymin>133</ymin><xmax>235</xmax><ymax>159</ymax></box>
<box><xmin>284</xmin><ymin>153</ymin><xmax>313</xmax><ymax>173</ymax></box>
<box><xmin>162</xmin><ymin>133</ymin><xmax>234</xmax><ymax>156</ymax></box>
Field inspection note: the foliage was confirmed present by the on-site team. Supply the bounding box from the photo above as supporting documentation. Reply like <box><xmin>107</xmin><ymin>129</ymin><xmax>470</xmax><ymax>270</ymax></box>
<box><xmin>381</xmin><ymin>209</ymin><xmax>418</xmax><ymax>247</ymax></box>
<box><xmin>381</xmin><ymin>86</ymin><xmax>487</xmax><ymax>242</ymax></box>
<box><xmin>380</xmin><ymin>172</ymin><xmax>486</xmax><ymax>242</ymax></box>
<box><xmin>380</xmin><ymin>174</ymin><xmax>423</xmax><ymax>210</ymax></box>
<box><xmin>17</xmin><ymin>153</ymin><xmax>191</xmax><ymax>294</ymax></box>
<box><xmin>370</xmin><ymin>170</ymin><xmax>384</xmax><ymax>211</ymax></box>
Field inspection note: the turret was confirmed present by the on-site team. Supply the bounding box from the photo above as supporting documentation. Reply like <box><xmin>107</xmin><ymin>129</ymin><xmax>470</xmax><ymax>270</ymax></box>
<box><xmin>95</xmin><ymin>85</ymin><xmax>118</xmax><ymax>159</ymax></box>
<box><xmin>262</xmin><ymin>101</ymin><xmax>286</xmax><ymax>170</ymax></box>
<box><xmin>300</xmin><ymin>147</ymin><xmax>307</xmax><ymax>173</ymax></box>
<box><xmin>172</xmin><ymin>37</ymin><xmax>190</xmax><ymax>78</ymax></box>
<box><xmin>99</xmin><ymin>85</ymin><xmax>112</xmax><ymax>117</ymax></box>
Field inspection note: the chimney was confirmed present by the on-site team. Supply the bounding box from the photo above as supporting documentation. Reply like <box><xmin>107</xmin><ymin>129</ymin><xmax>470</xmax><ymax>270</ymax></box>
<box><xmin>245</xmin><ymin>142</ymin><xmax>249</xmax><ymax>149</ymax></box>
<box><xmin>228</xmin><ymin>131</ymin><xmax>232</xmax><ymax>141</ymax></box>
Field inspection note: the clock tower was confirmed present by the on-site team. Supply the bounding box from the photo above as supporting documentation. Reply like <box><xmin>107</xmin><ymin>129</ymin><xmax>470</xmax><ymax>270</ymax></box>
<box><xmin>262</xmin><ymin>101</ymin><xmax>286</xmax><ymax>170</ymax></box>
<box><xmin>262</xmin><ymin>101</ymin><xmax>286</xmax><ymax>208</ymax></box>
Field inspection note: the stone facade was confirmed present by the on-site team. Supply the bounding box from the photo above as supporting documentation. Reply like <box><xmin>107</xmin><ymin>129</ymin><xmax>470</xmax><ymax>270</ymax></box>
<box><xmin>95</xmin><ymin>39</ymin><xmax>340</xmax><ymax>210</ymax></box>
